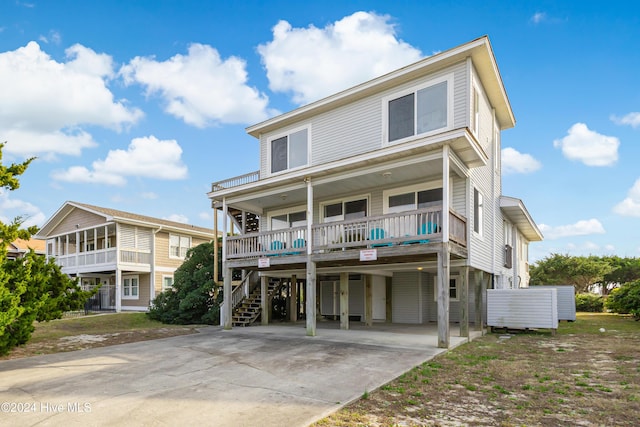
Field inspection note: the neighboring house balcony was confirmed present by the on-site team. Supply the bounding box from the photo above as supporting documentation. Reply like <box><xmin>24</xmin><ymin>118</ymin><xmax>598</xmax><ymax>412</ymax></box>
<box><xmin>46</xmin><ymin>224</ymin><xmax>152</xmax><ymax>275</ymax></box>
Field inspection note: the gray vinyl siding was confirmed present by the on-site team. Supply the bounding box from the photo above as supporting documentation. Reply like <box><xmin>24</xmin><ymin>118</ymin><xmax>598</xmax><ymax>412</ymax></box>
<box><xmin>259</xmin><ymin>61</ymin><xmax>468</xmax><ymax>177</ymax></box>
<box><xmin>451</xmin><ymin>175</ymin><xmax>467</xmax><ymax>216</ymax></box>
<box><xmin>392</xmin><ymin>271</ymin><xmax>420</xmax><ymax>323</ymax></box>
<box><xmin>425</xmin><ymin>271</ymin><xmax>477</xmax><ymax>323</ymax></box>
<box><xmin>349</xmin><ymin>278</ymin><xmax>365</xmax><ymax>318</ymax></box>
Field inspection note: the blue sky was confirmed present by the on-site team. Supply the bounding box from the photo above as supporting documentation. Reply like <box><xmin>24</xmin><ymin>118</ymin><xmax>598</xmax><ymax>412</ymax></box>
<box><xmin>1</xmin><ymin>0</ymin><xmax>639</xmax><ymax>262</ymax></box>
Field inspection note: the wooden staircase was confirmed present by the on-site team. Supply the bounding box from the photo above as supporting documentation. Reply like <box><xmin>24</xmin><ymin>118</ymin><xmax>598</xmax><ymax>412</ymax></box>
<box><xmin>232</xmin><ymin>280</ymin><xmax>280</xmax><ymax>327</ymax></box>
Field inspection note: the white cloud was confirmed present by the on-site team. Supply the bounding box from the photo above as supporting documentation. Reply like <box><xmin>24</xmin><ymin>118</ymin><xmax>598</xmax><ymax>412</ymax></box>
<box><xmin>0</xmin><ymin>42</ymin><xmax>143</xmax><ymax>158</ymax></box>
<box><xmin>553</xmin><ymin>123</ymin><xmax>619</xmax><ymax>166</ymax></box>
<box><xmin>51</xmin><ymin>135</ymin><xmax>188</xmax><ymax>186</ymax></box>
<box><xmin>613</xmin><ymin>178</ymin><xmax>640</xmax><ymax>217</ymax></box>
<box><xmin>501</xmin><ymin>147</ymin><xmax>542</xmax><ymax>174</ymax></box>
<box><xmin>164</xmin><ymin>214</ymin><xmax>189</xmax><ymax>224</ymax></box>
<box><xmin>140</xmin><ymin>192</ymin><xmax>158</xmax><ymax>200</ymax></box>
<box><xmin>538</xmin><ymin>219</ymin><xmax>605</xmax><ymax>239</ymax></box>
<box><xmin>611</xmin><ymin>112</ymin><xmax>640</xmax><ymax>128</ymax></box>
<box><xmin>120</xmin><ymin>43</ymin><xmax>272</xmax><ymax>127</ymax></box>
<box><xmin>258</xmin><ymin>11</ymin><xmax>423</xmax><ymax>105</ymax></box>
<box><xmin>38</xmin><ymin>30</ymin><xmax>61</xmax><ymax>45</ymax></box>
<box><xmin>531</xmin><ymin>12</ymin><xmax>547</xmax><ymax>24</ymax></box>
<box><xmin>0</xmin><ymin>190</ymin><xmax>46</xmax><ymax>228</ymax></box>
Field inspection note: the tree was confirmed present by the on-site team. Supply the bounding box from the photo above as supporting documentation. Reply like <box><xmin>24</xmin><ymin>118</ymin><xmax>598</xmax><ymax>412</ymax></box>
<box><xmin>529</xmin><ymin>254</ymin><xmax>612</xmax><ymax>293</ymax></box>
<box><xmin>148</xmin><ymin>242</ymin><xmax>221</xmax><ymax>325</ymax></box>
<box><xmin>0</xmin><ymin>143</ymin><xmax>92</xmax><ymax>355</ymax></box>
<box><xmin>606</xmin><ymin>280</ymin><xmax>640</xmax><ymax>319</ymax></box>
<box><xmin>599</xmin><ymin>256</ymin><xmax>640</xmax><ymax>295</ymax></box>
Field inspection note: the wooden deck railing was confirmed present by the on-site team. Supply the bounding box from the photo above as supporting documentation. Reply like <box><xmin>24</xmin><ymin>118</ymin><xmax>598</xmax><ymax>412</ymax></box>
<box><xmin>226</xmin><ymin>207</ymin><xmax>466</xmax><ymax>260</ymax></box>
<box><xmin>211</xmin><ymin>171</ymin><xmax>260</xmax><ymax>192</ymax></box>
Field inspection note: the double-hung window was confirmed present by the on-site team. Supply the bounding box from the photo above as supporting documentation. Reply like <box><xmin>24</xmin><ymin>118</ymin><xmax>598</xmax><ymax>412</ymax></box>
<box><xmin>162</xmin><ymin>275</ymin><xmax>174</xmax><ymax>291</ymax></box>
<box><xmin>434</xmin><ymin>276</ymin><xmax>459</xmax><ymax>301</ymax></box>
<box><xmin>169</xmin><ymin>234</ymin><xmax>191</xmax><ymax>259</ymax></box>
<box><xmin>270</xmin><ymin>128</ymin><xmax>309</xmax><ymax>173</ymax></box>
<box><xmin>388</xmin><ymin>78</ymin><xmax>450</xmax><ymax>143</ymax></box>
<box><xmin>271</xmin><ymin>211</ymin><xmax>307</xmax><ymax>230</ymax></box>
<box><xmin>122</xmin><ymin>275</ymin><xmax>139</xmax><ymax>300</ymax></box>
<box><xmin>323</xmin><ymin>198</ymin><xmax>368</xmax><ymax>222</ymax></box>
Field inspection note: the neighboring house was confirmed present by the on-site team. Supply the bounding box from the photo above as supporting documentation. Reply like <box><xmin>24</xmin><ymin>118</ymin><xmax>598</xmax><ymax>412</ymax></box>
<box><xmin>208</xmin><ymin>36</ymin><xmax>542</xmax><ymax>348</ymax></box>
<box><xmin>6</xmin><ymin>238</ymin><xmax>46</xmax><ymax>260</ymax></box>
<box><xmin>36</xmin><ymin>201</ymin><xmax>215</xmax><ymax>312</ymax></box>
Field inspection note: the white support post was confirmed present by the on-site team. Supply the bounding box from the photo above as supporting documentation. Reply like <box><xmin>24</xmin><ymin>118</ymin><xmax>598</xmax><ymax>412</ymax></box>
<box><xmin>261</xmin><ymin>276</ymin><xmax>269</xmax><ymax>325</ymax></box>
<box><xmin>115</xmin><ymin>268</ymin><xmax>122</xmax><ymax>312</ymax></box>
<box><xmin>442</xmin><ymin>145</ymin><xmax>450</xmax><ymax>242</ymax></box>
<box><xmin>305</xmin><ymin>177</ymin><xmax>316</xmax><ymax>336</ymax></box>
<box><xmin>223</xmin><ymin>267</ymin><xmax>232</xmax><ymax>329</ymax></box>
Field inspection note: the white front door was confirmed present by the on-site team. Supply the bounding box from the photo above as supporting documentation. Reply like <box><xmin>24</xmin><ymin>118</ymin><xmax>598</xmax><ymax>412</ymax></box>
<box><xmin>372</xmin><ymin>276</ymin><xmax>386</xmax><ymax>320</ymax></box>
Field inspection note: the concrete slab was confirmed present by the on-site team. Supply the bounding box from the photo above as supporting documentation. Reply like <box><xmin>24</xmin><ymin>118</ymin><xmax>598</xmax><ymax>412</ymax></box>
<box><xmin>0</xmin><ymin>323</ymin><xmax>478</xmax><ymax>426</ymax></box>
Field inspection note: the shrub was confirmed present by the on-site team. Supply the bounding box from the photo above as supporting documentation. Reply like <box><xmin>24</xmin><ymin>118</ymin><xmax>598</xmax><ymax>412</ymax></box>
<box><xmin>606</xmin><ymin>280</ymin><xmax>640</xmax><ymax>319</ymax></box>
<box><xmin>147</xmin><ymin>242</ymin><xmax>221</xmax><ymax>325</ymax></box>
<box><xmin>575</xmin><ymin>293</ymin><xmax>604</xmax><ymax>313</ymax></box>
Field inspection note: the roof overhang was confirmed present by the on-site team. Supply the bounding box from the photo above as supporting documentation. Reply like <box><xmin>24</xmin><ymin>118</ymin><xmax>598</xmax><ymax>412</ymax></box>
<box><xmin>247</xmin><ymin>35</ymin><xmax>515</xmax><ymax>138</ymax></box>
<box><xmin>500</xmin><ymin>196</ymin><xmax>543</xmax><ymax>242</ymax></box>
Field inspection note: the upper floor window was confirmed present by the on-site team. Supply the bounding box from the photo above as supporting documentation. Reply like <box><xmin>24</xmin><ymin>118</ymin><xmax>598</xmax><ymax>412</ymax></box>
<box><xmin>169</xmin><ymin>234</ymin><xmax>191</xmax><ymax>259</ymax></box>
<box><xmin>323</xmin><ymin>198</ymin><xmax>368</xmax><ymax>222</ymax></box>
<box><xmin>388</xmin><ymin>79</ymin><xmax>449</xmax><ymax>143</ymax></box>
<box><xmin>384</xmin><ymin>186</ymin><xmax>443</xmax><ymax>213</ymax></box>
<box><xmin>271</xmin><ymin>210</ymin><xmax>307</xmax><ymax>230</ymax></box>
<box><xmin>270</xmin><ymin>128</ymin><xmax>309</xmax><ymax>173</ymax></box>
<box><xmin>474</xmin><ymin>188</ymin><xmax>484</xmax><ymax>236</ymax></box>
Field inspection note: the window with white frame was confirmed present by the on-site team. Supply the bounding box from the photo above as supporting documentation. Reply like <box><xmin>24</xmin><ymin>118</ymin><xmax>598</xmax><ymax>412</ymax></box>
<box><xmin>122</xmin><ymin>275</ymin><xmax>139</xmax><ymax>300</ymax></box>
<box><xmin>384</xmin><ymin>185</ymin><xmax>443</xmax><ymax>214</ymax></box>
<box><xmin>270</xmin><ymin>210</ymin><xmax>307</xmax><ymax>230</ymax></box>
<box><xmin>270</xmin><ymin>128</ymin><xmax>309</xmax><ymax>173</ymax></box>
<box><xmin>169</xmin><ymin>234</ymin><xmax>191</xmax><ymax>258</ymax></box>
<box><xmin>433</xmin><ymin>275</ymin><xmax>459</xmax><ymax>301</ymax></box>
<box><xmin>322</xmin><ymin>198</ymin><xmax>368</xmax><ymax>222</ymax></box>
<box><xmin>162</xmin><ymin>275</ymin><xmax>174</xmax><ymax>291</ymax></box>
<box><xmin>473</xmin><ymin>188</ymin><xmax>484</xmax><ymax>235</ymax></box>
<box><xmin>387</xmin><ymin>78</ymin><xmax>450</xmax><ymax>143</ymax></box>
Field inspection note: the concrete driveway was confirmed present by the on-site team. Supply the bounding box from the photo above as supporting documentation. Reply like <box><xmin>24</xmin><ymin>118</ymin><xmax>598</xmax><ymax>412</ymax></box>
<box><xmin>0</xmin><ymin>323</ymin><xmax>472</xmax><ymax>426</ymax></box>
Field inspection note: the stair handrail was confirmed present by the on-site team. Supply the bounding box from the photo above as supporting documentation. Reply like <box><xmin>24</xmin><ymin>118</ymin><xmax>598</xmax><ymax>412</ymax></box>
<box><xmin>231</xmin><ymin>271</ymin><xmax>256</xmax><ymax>309</ymax></box>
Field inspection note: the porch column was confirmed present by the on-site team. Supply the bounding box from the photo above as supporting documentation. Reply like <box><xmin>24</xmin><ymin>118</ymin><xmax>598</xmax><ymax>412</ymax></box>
<box><xmin>474</xmin><ymin>270</ymin><xmax>484</xmax><ymax>331</ymax></box>
<box><xmin>437</xmin><ymin>244</ymin><xmax>450</xmax><ymax>348</ymax></box>
<box><xmin>214</xmin><ymin>208</ymin><xmax>219</xmax><ymax>283</ymax></box>
<box><xmin>289</xmin><ymin>274</ymin><xmax>297</xmax><ymax>322</ymax></box>
<box><xmin>306</xmin><ymin>260</ymin><xmax>317</xmax><ymax>336</ymax></box>
<box><xmin>459</xmin><ymin>266</ymin><xmax>469</xmax><ymax>338</ymax></box>
<box><xmin>115</xmin><ymin>268</ymin><xmax>122</xmax><ymax>312</ymax></box>
<box><xmin>223</xmin><ymin>267</ymin><xmax>232</xmax><ymax>329</ymax></box>
<box><xmin>340</xmin><ymin>272</ymin><xmax>349</xmax><ymax>330</ymax></box>
<box><xmin>442</xmin><ymin>145</ymin><xmax>450</xmax><ymax>242</ymax></box>
<box><xmin>364</xmin><ymin>274</ymin><xmax>373</xmax><ymax>327</ymax></box>
<box><xmin>261</xmin><ymin>275</ymin><xmax>269</xmax><ymax>325</ymax></box>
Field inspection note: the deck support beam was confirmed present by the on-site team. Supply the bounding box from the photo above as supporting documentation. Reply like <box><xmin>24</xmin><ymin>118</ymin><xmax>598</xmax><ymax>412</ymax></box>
<box><xmin>261</xmin><ymin>275</ymin><xmax>269</xmax><ymax>325</ymax></box>
<box><xmin>306</xmin><ymin>260</ymin><xmax>317</xmax><ymax>336</ymax></box>
<box><xmin>474</xmin><ymin>270</ymin><xmax>484</xmax><ymax>331</ymax></box>
<box><xmin>459</xmin><ymin>266</ymin><xmax>469</xmax><ymax>338</ymax></box>
<box><xmin>340</xmin><ymin>272</ymin><xmax>349</xmax><ymax>330</ymax></box>
<box><xmin>290</xmin><ymin>274</ymin><xmax>297</xmax><ymax>322</ymax></box>
<box><xmin>437</xmin><ymin>245</ymin><xmax>450</xmax><ymax>348</ymax></box>
<box><xmin>364</xmin><ymin>274</ymin><xmax>373</xmax><ymax>327</ymax></box>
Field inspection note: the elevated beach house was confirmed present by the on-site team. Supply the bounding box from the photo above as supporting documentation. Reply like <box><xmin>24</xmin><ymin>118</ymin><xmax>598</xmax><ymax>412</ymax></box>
<box><xmin>37</xmin><ymin>201</ymin><xmax>215</xmax><ymax>312</ymax></box>
<box><xmin>208</xmin><ymin>36</ymin><xmax>542</xmax><ymax>347</ymax></box>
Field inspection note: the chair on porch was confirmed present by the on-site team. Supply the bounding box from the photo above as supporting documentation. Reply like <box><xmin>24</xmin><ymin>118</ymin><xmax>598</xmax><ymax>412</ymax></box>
<box><xmin>287</xmin><ymin>238</ymin><xmax>306</xmax><ymax>255</ymax></box>
<box><xmin>402</xmin><ymin>221</ymin><xmax>435</xmax><ymax>245</ymax></box>
<box><xmin>267</xmin><ymin>240</ymin><xmax>285</xmax><ymax>256</ymax></box>
<box><xmin>370</xmin><ymin>227</ymin><xmax>393</xmax><ymax>247</ymax></box>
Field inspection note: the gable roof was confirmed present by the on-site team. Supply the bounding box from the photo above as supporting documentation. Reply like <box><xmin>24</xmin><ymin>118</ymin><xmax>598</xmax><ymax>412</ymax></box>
<box><xmin>37</xmin><ymin>201</ymin><xmax>216</xmax><ymax>239</ymax></box>
<box><xmin>246</xmin><ymin>35</ymin><xmax>514</xmax><ymax>138</ymax></box>
<box><xmin>7</xmin><ymin>238</ymin><xmax>46</xmax><ymax>254</ymax></box>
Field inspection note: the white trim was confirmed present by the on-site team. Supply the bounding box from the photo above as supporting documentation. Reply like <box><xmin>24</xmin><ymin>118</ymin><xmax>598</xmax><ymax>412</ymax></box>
<box><xmin>155</xmin><ymin>266</ymin><xmax>177</xmax><ymax>273</ymax></box>
<box><xmin>161</xmin><ymin>274</ymin><xmax>174</xmax><ymax>291</ymax></box>
<box><xmin>169</xmin><ymin>233</ymin><xmax>191</xmax><ymax>260</ymax></box>
<box><xmin>382</xmin><ymin>73</ymin><xmax>454</xmax><ymax>146</ymax></box>
<box><xmin>473</xmin><ymin>187</ymin><xmax>484</xmax><ymax>238</ymax></box>
<box><xmin>267</xmin><ymin>205</ymin><xmax>307</xmax><ymax>231</ymax></box>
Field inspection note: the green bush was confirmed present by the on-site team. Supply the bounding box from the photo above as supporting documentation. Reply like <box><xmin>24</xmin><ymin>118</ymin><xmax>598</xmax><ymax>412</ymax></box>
<box><xmin>148</xmin><ymin>242</ymin><xmax>221</xmax><ymax>325</ymax></box>
<box><xmin>605</xmin><ymin>280</ymin><xmax>640</xmax><ymax>319</ymax></box>
<box><xmin>575</xmin><ymin>293</ymin><xmax>604</xmax><ymax>313</ymax></box>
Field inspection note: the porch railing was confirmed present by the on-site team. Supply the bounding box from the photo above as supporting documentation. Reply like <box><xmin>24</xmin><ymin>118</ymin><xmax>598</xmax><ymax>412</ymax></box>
<box><xmin>120</xmin><ymin>250</ymin><xmax>152</xmax><ymax>264</ymax></box>
<box><xmin>226</xmin><ymin>207</ymin><xmax>467</xmax><ymax>259</ymax></box>
<box><xmin>55</xmin><ymin>248</ymin><xmax>117</xmax><ymax>268</ymax></box>
<box><xmin>211</xmin><ymin>171</ymin><xmax>260</xmax><ymax>192</ymax></box>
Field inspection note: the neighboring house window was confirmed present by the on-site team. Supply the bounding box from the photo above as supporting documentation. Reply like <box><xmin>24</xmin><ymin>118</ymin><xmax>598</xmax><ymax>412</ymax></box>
<box><xmin>473</xmin><ymin>188</ymin><xmax>483</xmax><ymax>235</ymax></box>
<box><xmin>434</xmin><ymin>276</ymin><xmax>459</xmax><ymax>301</ymax></box>
<box><xmin>162</xmin><ymin>275</ymin><xmax>174</xmax><ymax>291</ymax></box>
<box><xmin>387</xmin><ymin>78</ymin><xmax>449</xmax><ymax>143</ymax></box>
<box><xmin>169</xmin><ymin>234</ymin><xmax>191</xmax><ymax>258</ymax></box>
<box><xmin>122</xmin><ymin>275</ymin><xmax>139</xmax><ymax>300</ymax></box>
<box><xmin>270</xmin><ymin>128</ymin><xmax>309</xmax><ymax>173</ymax></box>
